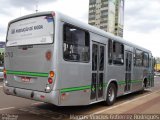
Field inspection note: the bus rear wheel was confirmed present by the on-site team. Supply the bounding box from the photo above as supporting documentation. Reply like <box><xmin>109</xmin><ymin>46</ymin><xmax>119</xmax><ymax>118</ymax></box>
<box><xmin>104</xmin><ymin>83</ymin><xmax>117</xmax><ymax>106</ymax></box>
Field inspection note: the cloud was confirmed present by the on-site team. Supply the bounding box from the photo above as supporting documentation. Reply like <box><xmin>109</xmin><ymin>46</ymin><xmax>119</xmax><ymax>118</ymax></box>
<box><xmin>0</xmin><ymin>0</ymin><xmax>89</xmax><ymax>41</ymax></box>
<box><xmin>124</xmin><ymin>0</ymin><xmax>160</xmax><ymax>33</ymax></box>
<box><xmin>7</xmin><ymin>0</ymin><xmax>57</xmax><ymax>10</ymax></box>
<box><xmin>38</xmin><ymin>0</ymin><xmax>89</xmax><ymax>23</ymax></box>
<box><xmin>0</xmin><ymin>26</ymin><xmax>7</xmax><ymax>35</ymax></box>
<box><xmin>0</xmin><ymin>25</ymin><xmax>7</xmax><ymax>41</ymax></box>
<box><xmin>0</xmin><ymin>0</ymin><xmax>159</xmax><ymax>56</ymax></box>
<box><xmin>124</xmin><ymin>0</ymin><xmax>160</xmax><ymax>57</ymax></box>
<box><xmin>124</xmin><ymin>28</ymin><xmax>160</xmax><ymax>57</ymax></box>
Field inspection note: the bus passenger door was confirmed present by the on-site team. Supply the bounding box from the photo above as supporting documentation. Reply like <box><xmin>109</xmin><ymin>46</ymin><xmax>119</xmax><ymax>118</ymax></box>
<box><xmin>150</xmin><ymin>56</ymin><xmax>155</xmax><ymax>87</ymax></box>
<box><xmin>125</xmin><ymin>51</ymin><xmax>132</xmax><ymax>92</ymax></box>
<box><xmin>91</xmin><ymin>42</ymin><xmax>105</xmax><ymax>102</ymax></box>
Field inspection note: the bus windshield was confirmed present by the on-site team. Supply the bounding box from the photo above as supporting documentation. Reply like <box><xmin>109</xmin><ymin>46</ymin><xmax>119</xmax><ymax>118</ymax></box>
<box><xmin>6</xmin><ymin>15</ymin><xmax>54</xmax><ymax>46</ymax></box>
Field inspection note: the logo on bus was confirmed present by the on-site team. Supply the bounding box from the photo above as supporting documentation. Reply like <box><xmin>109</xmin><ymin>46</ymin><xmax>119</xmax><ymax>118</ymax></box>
<box><xmin>11</xmin><ymin>29</ymin><xmax>15</xmax><ymax>34</ymax></box>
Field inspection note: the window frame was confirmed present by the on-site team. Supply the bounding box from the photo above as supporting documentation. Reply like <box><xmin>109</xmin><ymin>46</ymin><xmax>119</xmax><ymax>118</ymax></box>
<box><xmin>135</xmin><ymin>49</ymin><xmax>143</xmax><ymax>67</ymax></box>
<box><xmin>6</xmin><ymin>14</ymin><xmax>55</xmax><ymax>47</ymax></box>
<box><xmin>99</xmin><ymin>45</ymin><xmax>105</xmax><ymax>71</ymax></box>
<box><xmin>63</xmin><ymin>23</ymin><xmax>90</xmax><ymax>63</ymax></box>
<box><xmin>112</xmin><ymin>41</ymin><xmax>124</xmax><ymax>65</ymax></box>
<box><xmin>143</xmin><ymin>52</ymin><xmax>149</xmax><ymax>68</ymax></box>
<box><xmin>108</xmin><ymin>39</ymin><xmax>113</xmax><ymax>64</ymax></box>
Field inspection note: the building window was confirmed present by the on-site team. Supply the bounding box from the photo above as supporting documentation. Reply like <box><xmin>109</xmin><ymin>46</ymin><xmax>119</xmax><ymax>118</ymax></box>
<box><xmin>101</xmin><ymin>10</ymin><xmax>108</xmax><ymax>16</ymax></box>
<box><xmin>90</xmin><ymin>0</ymin><xmax>96</xmax><ymax>4</ymax></box>
<box><xmin>100</xmin><ymin>25</ymin><xmax>107</xmax><ymax>29</ymax></box>
<box><xmin>101</xmin><ymin>14</ymin><xmax>108</xmax><ymax>18</ymax></box>
<box><xmin>89</xmin><ymin>7</ymin><xmax>96</xmax><ymax>10</ymax></box>
<box><xmin>100</xmin><ymin>20</ymin><xmax>108</xmax><ymax>24</ymax></box>
<box><xmin>113</xmin><ymin>41</ymin><xmax>124</xmax><ymax>65</ymax></box>
<box><xmin>89</xmin><ymin>22</ymin><xmax>95</xmax><ymax>25</ymax></box>
<box><xmin>101</xmin><ymin>1</ymin><xmax>108</xmax><ymax>7</ymax></box>
<box><xmin>63</xmin><ymin>24</ymin><xmax>90</xmax><ymax>62</ymax></box>
<box><xmin>101</xmin><ymin>0</ymin><xmax>107</xmax><ymax>3</ymax></box>
<box><xmin>89</xmin><ymin>14</ymin><xmax>95</xmax><ymax>20</ymax></box>
<box><xmin>89</xmin><ymin>12</ymin><xmax>96</xmax><ymax>16</ymax></box>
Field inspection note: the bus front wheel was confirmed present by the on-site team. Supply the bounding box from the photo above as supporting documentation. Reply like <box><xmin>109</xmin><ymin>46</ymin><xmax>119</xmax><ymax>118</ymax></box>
<box><xmin>105</xmin><ymin>83</ymin><xmax>117</xmax><ymax>106</ymax></box>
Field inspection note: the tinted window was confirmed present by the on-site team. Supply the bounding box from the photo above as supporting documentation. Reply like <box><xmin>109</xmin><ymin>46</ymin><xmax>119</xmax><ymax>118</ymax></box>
<box><xmin>135</xmin><ymin>49</ymin><xmax>143</xmax><ymax>66</ymax></box>
<box><xmin>108</xmin><ymin>39</ymin><xmax>112</xmax><ymax>64</ymax></box>
<box><xmin>63</xmin><ymin>24</ymin><xmax>90</xmax><ymax>62</ymax></box>
<box><xmin>99</xmin><ymin>46</ymin><xmax>105</xmax><ymax>70</ymax></box>
<box><xmin>113</xmin><ymin>41</ymin><xmax>124</xmax><ymax>65</ymax></box>
<box><xmin>143</xmin><ymin>52</ymin><xmax>149</xmax><ymax>67</ymax></box>
<box><xmin>92</xmin><ymin>44</ymin><xmax>98</xmax><ymax>70</ymax></box>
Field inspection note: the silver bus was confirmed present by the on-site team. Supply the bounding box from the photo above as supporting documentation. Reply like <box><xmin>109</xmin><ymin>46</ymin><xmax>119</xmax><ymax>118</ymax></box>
<box><xmin>3</xmin><ymin>11</ymin><xmax>154</xmax><ymax>106</ymax></box>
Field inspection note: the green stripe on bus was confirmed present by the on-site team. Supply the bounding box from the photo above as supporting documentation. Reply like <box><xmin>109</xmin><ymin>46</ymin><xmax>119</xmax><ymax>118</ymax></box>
<box><xmin>60</xmin><ymin>80</ymin><xmax>143</xmax><ymax>93</ymax></box>
<box><xmin>117</xmin><ymin>81</ymin><xmax>126</xmax><ymax>85</ymax></box>
<box><xmin>131</xmin><ymin>80</ymin><xmax>143</xmax><ymax>83</ymax></box>
<box><xmin>118</xmin><ymin>80</ymin><xmax>143</xmax><ymax>85</ymax></box>
<box><xmin>103</xmin><ymin>83</ymin><xmax>108</xmax><ymax>87</ymax></box>
<box><xmin>60</xmin><ymin>83</ymin><xmax>108</xmax><ymax>93</ymax></box>
<box><xmin>6</xmin><ymin>70</ymin><xmax>48</xmax><ymax>77</ymax></box>
<box><xmin>60</xmin><ymin>85</ymin><xmax>91</xmax><ymax>93</ymax></box>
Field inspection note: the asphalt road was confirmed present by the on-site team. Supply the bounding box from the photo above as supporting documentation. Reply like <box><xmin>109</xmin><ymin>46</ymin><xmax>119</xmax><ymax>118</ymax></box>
<box><xmin>0</xmin><ymin>77</ymin><xmax>160</xmax><ymax>120</ymax></box>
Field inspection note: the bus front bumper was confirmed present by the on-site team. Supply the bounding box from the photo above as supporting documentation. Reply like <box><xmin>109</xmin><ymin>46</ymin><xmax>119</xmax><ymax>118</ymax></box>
<box><xmin>3</xmin><ymin>84</ymin><xmax>60</xmax><ymax>106</ymax></box>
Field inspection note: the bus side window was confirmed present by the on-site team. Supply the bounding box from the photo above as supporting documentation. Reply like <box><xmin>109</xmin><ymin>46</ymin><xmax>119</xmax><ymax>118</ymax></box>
<box><xmin>108</xmin><ymin>39</ymin><xmax>112</xmax><ymax>64</ymax></box>
<box><xmin>135</xmin><ymin>49</ymin><xmax>143</xmax><ymax>66</ymax></box>
<box><xmin>92</xmin><ymin>44</ymin><xmax>98</xmax><ymax>70</ymax></box>
<box><xmin>63</xmin><ymin>24</ymin><xmax>90</xmax><ymax>62</ymax></box>
<box><xmin>112</xmin><ymin>41</ymin><xmax>124</xmax><ymax>65</ymax></box>
<box><xmin>143</xmin><ymin>52</ymin><xmax>149</xmax><ymax>67</ymax></box>
<box><xmin>133</xmin><ymin>49</ymin><xmax>136</xmax><ymax>66</ymax></box>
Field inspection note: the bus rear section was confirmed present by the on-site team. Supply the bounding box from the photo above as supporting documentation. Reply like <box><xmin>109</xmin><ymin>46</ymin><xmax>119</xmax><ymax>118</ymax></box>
<box><xmin>3</xmin><ymin>12</ymin><xmax>59</xmax><ymax>105</ymax></box>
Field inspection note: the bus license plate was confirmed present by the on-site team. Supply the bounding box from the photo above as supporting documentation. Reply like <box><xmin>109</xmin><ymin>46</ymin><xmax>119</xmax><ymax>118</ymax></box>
<box><xmin>21</xmin><ymin>77</ymin><xmax>31</xmax><ymax>83</ymax></box>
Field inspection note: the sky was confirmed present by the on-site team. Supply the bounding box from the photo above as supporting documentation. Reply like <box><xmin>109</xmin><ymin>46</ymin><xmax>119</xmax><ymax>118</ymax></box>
<box><xmin>0</xmin><ymin>0</ymin><xmax>160</xmax><ymax>57</ymax></box>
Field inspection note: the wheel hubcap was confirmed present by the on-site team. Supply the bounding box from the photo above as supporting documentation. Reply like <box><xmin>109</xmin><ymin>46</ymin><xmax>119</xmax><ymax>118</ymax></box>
<box><xmin>108</xmin><ymin>87</ymin><xmax>115</xmax><ymax>102</ymax></box>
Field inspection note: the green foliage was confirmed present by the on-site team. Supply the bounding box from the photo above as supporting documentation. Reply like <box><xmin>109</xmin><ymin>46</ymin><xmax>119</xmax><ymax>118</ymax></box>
<box><xmin>0</xmin><ymin>53</ymin><xmax>4</xmax><ymax>66</ymax></box>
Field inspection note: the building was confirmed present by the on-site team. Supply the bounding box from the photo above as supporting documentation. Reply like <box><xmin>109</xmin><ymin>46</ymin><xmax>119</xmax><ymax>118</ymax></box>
<box><xmin>88</xmin><ymin>0</ymin><xmax>124</xmax><ymax>37</ymax></box>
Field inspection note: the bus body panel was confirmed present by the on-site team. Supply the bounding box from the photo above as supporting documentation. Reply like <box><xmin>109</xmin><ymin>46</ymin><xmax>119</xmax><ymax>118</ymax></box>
<box><xmin>5</xmin><ymin>45</ymin><xmax>54</xmax><ymax>92</ymax></box>
<box><xmin>3</xmin><ymin>11</ymin><xmax>154</xmax><ymax>106</ymax></box>
<box><xmin>4</xmin><ymin>13</ymin><xmax>55</xmax><ymax>93</ymax></box>
<box><xmin>3</xmin><ymin>84</ymin><xmax>59</xmax><ymax>105</ymax></box>
<box><xmin>57</xmin><ymin>21</ymin><xmax>92</xmax><ymax>105</ymax></box>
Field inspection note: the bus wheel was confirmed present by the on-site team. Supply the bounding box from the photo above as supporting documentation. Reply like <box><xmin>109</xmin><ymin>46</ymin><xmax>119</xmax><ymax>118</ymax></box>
<box><xmin>144</xmin><ymin>79</ymin><xmax>147</xmax><ymax>88</ymax></box>
<box><xmin>105</xmin><ymin>83</ymin><xmax>117</xmax><ymax>106</ymax></box>
<box><xmin>140</xmin><ymin>79</ymin><xmax>147</xmax><ymax>94</ymax></box>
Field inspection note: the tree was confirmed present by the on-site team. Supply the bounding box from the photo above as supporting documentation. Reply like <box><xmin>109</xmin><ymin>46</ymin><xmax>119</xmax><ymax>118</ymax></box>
<box><xmin>0</xmin><ymin>53</ymin><xmax>4</xmax><ymax>66</ymax></box>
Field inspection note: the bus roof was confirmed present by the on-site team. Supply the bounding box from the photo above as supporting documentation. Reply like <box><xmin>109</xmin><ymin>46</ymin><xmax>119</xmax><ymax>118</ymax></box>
<box><xmin>8</xmin><ymin>11</ymin><xmax>151</xmax><ymax>54</ymax></box>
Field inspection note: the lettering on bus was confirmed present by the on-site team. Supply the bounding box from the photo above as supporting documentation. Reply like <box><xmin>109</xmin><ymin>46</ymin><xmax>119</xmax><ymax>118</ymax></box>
<box><xmin>11</xmin><ymin>25</ymin><xmax>43</xmax><ymax>34</ymax></box>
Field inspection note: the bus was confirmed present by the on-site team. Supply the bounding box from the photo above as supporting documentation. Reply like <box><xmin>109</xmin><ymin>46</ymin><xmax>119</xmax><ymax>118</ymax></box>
<box><xmin>3</xmin><ymin>11</ymin><xmax>154</xmax><ymax>106</ymax></box>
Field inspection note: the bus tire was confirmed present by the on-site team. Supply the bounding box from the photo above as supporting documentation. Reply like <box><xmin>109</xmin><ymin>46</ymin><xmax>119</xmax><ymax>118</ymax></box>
<box><xmin>139</xmin><ymin>79</ymin><xmax>147</xmax><ymax>94</ymax></box>
<box><xmin>144</xmin><ymin>79</ymin><xmax>147</xmax><ymax>88</ymax></box>
<box><xmin>104</xmin><ymin>83</ymin><xmax>117</xmax><ymax>106</ymax></box>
